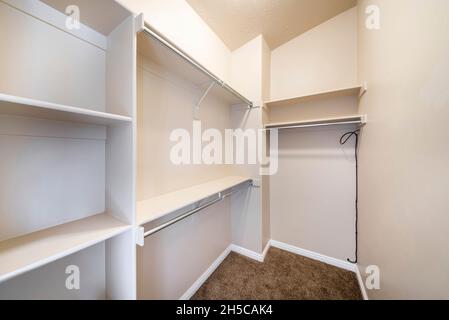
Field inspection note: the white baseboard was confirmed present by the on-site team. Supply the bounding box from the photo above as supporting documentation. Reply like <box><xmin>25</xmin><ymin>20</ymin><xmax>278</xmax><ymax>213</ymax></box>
<box><xmin>179</xmin><ymin>243</ymin><xmax>270</xmax><ymax>300</ymax></box>
<box><xmin>269</xmin><ymin>240</ymin><xmax>357</xmax><ymax>272</ymax></box>
<box><xmin>179</xmin><ymin>245</ymin><xmax>232</xmax><ymax>300</ymax></box>
<box><xmin>271</xmin><ymin>240</ymin><xmax>369</xmax><ymax>299</ymax></box>
<box><xmin>230</xmin><ymin>244</ymin><xmax>264</xmax><ymax>262</ymax></box>
<box><xmin>355</xmin><ymin>265</ymin><xmax>369</xmax><ymax>300</ymax></box>
<box><xmin>180</xmin><ymin>240</ymin><xmax>364</xmax><ymax>300</ymax></box>
<box><xmin>261</xmin><ymin>241</ymin><xmax>271</xmax><ymax>260</ymax></box>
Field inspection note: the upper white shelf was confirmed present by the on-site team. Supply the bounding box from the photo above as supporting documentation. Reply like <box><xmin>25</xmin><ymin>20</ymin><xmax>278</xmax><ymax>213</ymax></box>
<box><xmin>137</xmin><ymin>25</ymin><xmax>253</xmax><ymax>107</ymax></box>
<box><xmin>265</xmin><ymin>115</ymin><xmax>367</xmax><ymax>130</ymax></box>
<box><xmin>0</xmin><ymin>213</ymin><xmax>131</xmax><ymax>283</ymax></box>
<box><xmin>266</xmin><ymin>85</ymin><xmax>365</xmax><ymax>108</ymax></box>
<box><xmin>137</xmin><ymin>176</ymin><xmax>252</xmax><ymax>226</ymax></box>
<box><xmin>40</xmin><ymin>0</ymin><xmax>132</xmax><ymax>36</ymax></box>
<box><xmin>0</xmin><ymin>93</ymin><xmax>132</xmax><ymax>125</ymax></box>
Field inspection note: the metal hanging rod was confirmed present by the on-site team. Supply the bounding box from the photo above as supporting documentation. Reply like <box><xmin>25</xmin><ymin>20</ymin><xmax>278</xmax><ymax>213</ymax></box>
<box><xmin>143</xmin><ymin>181</ymin><xmax>253</xmax><ymax>239</ymax></box>
<box><xmin>143</xmin><ymin>196</ymin><xmax>222</xmax><ymax>238</ymax></box>
<box><xmin>267</xmin><ymin>120</ymin><xmax>362</xmax><ymax>130</ymax></box>
<box><xmin>142</xmin><ymin>24</ymin><xmax>254</xmax><ymax>108</ymax></box>
<box><xmin>265</xmin><ymin>116</ymin><xmax>367</xmax><ymax>131</ymax></box>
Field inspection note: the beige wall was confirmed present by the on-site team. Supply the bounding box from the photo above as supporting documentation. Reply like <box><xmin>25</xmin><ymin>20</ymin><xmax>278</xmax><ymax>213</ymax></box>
<box><xmin>268</xmin><ymin>8</ymin><xmax>358</xmax><ymax>262</ymax></box>
<box><xmin>269</xmin><ymin>95</ymin><xmax>359</xmax><ymax>123</ymax></box>
<box><xmin>230</xmin><ymin>35</ymin><xmax>264</xmax><ymax>104</ymax></box>
<box><xmin>270</xmin><ymin>7</ymin><xmax>358</xmax><ymax>101</ymax></box>
<box><xmin>270</xmin><ymin>125</ymin><xmax>357</xmax><ymax>261</ymax></box>
<box><xmin>357</xmin><ymin>0</ymin><xmax>449</xmax><ymax>299</ymax></box>
<box><xmin>136</xmin><ymin>55</ymin><xmax>235</xmax><ymax>200</ymax></box>
<box><xmin>261</xmin><ymin>38</ymin><xmax>271</xmax><ymax>103</ymax></box>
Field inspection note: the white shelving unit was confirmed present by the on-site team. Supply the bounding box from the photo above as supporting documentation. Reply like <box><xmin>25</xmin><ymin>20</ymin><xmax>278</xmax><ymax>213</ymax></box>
<box><xmin>0</xmin><ymin>0</ymin><xmax>137</xmax><ymax>300</ymax></box>
<box><xmin>137</xmin><ymin>176</ymin><xmax>252</xmax><ymax>226</ymax></box>
<box><xmin>266</xmin><ymin>85</ymin><xmax>366</xmax><ymax>108</ymax></box>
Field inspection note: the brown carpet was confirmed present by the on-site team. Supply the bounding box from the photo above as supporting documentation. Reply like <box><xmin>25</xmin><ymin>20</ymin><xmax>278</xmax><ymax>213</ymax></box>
<box><xmin>191</xmin><ymin>247</ymin><xmax>362</xmax><ymax>300</ymax></box>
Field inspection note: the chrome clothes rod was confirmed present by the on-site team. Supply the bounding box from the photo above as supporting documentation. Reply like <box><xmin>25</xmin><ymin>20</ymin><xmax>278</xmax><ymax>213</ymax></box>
<box><xmin>265</xmin><ymin>116</ymin><xmax>367</xmax><ymax>130</ymax></box>
<box><xmin>142</xmin><ymin>24</ymin><xmax>254</xmax><ymax>108</ymax></box>
<box><xmin>266</xmin><ymin>121</ymin><xmax>362</xmax><ymax>130</ymax></box>
<box><xmin>143</xmin><ymin>181</ymin><xmax>253</xmax><ymax>238</ymax></box>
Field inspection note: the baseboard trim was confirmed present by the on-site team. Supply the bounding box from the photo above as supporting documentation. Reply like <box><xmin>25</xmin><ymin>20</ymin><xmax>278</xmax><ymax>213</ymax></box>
<box><xmin>180</xmin><ymin>243</ymin><xmax>269</xmax><ymax>300</ymax></box>
<box><xmin>261</xmin><ymin>241</ymin><xmax>271</xmax><ymax>260</ymax></box>
<box><xmin>230</xmin><ymin>244</ymin><xmax>265</xmax><ymax>262</ymax></box>
<box><xmin>179</xmin><ymin>245</ymin><xmax>232</xmax><ymax>300</ymax></box>
<box><xmin>269</xmin><ymin>240</ymin><xmax>357</xmax><ymax>272</ymax></box>
<box><xmin>180</xmin><ymin>240</ymin><xmax>363</xmax><ymax>300</ymax></box>
<box><xmin>355</xmin><ymin>265</ymin><xmax>369</xmax><ymax>300</ymax></box>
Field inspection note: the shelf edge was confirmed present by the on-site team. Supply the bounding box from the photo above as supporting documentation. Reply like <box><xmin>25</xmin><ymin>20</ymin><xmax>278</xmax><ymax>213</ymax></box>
<box><xmin>0</xmin><ymin>93</ymin><xmax>133</xmax><ymax>124</ymax></box>
<box><xmin>0</xmin><ymin>214</ymin><xmax>132</xmax><ymax>284</ymax></box>
<box><xmin>265</xmin><ymin>85</ymin><xmax>363</xmax><ymax>107</ymax></box>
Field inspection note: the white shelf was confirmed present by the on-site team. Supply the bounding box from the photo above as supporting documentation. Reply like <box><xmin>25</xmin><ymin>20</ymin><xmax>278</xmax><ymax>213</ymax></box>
<box><xmin>265</xmin><ymin>85</ymin><xmax>365</xmax><ymax>108</ymax></box>
<box><xmin>40</xmin><ymin>0</ymin><xmax>132</xmax><ymax>37</ymax></box>
<box><xmin>0</xmin><ymin>93</ymin><xmax>132</xmax><ymax>125</ymax></box>
<box><xmin>265</xmin><ymin>115</ymin><xmax>367</xmax><ymax>130</ymax></box>
<box><xmin>0</xmin><ymin>213</ymin><xmax>131</xmax><ymax>283</ymax></box>
<box><xmin>137</xmin><ymin>176</ymin><xmax>252</xmax><ymax>226</ymax></box>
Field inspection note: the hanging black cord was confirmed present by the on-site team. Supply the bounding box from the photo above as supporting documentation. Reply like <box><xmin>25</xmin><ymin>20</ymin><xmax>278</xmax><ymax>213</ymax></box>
<box><xmin>340</xmin><ymin>130</ymin><xmax>360</xmax><ymax>264</ymax></box>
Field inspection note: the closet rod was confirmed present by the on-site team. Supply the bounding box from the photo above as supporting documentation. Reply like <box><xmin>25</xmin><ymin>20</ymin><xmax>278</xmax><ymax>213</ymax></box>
<box><xmin>265</xmin><ymin>115</ymin><xmax>367</xmax><ymax>130</ymax></box>
<box><xmin>143</xmin><ymin>181</ymin><xmax>253</xmax><ymax>238</ymax></box>
<box><xmin>142</xmin><ymin>23</ymin><xmax>254</xmax><ymax>108</ymax></box>
<box><xmin>266</xmin><ymin>120</ymin><xmax>363</xmax><ymax>130</ymax></box>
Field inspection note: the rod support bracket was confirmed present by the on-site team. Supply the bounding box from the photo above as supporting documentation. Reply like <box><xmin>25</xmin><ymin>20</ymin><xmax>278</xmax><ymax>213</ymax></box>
<box><xmin>194</xmin><ymin>81</ymin><xmax>215</xmax><ymax>119</ymax></box>
<box><xmin>359</xmin><ymin>81</ymin><xmax>368</xmax><ymax>98</ymax></box>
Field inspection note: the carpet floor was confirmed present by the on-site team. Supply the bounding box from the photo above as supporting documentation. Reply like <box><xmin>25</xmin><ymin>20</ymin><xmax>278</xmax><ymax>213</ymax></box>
<box><xmin>191</xmin><ymin>247</ymin><xmax>362</xmax><ymax>300</ymax></box>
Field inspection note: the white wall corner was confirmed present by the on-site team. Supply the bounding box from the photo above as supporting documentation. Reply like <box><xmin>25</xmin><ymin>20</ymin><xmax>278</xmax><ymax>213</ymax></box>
<box><xmin>261</xmin><ymin>241</ymin><xmax>270</xmax><ymax>261</ymax></box>
<box><xmin>230</xmin><ymin>244</ymin><xmax>265</xmax><ymax>263</ymax></box>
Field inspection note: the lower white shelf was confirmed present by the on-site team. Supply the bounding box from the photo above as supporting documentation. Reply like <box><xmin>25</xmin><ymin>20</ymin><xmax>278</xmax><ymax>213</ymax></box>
<box><xmin>0</xmin><ymin>213</ymin><xmax>131</xmax><ymax>283</ymax></box>
<box><xmin>137</xmin><ymin>176</ymin><xmax>252</xmax><ymax>226</ymax></box>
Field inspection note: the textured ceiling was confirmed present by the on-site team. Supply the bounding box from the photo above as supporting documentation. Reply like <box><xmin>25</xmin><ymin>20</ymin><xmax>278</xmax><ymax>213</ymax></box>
<box><xmin>41</xmin><ymin>0</ymin><xmax>130</xmax><ymax>35</ymax></box>
<box><xmin>186</xmin><ymin>0</ymin><xmax>356</xmax><ymax>50</ymax></box>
